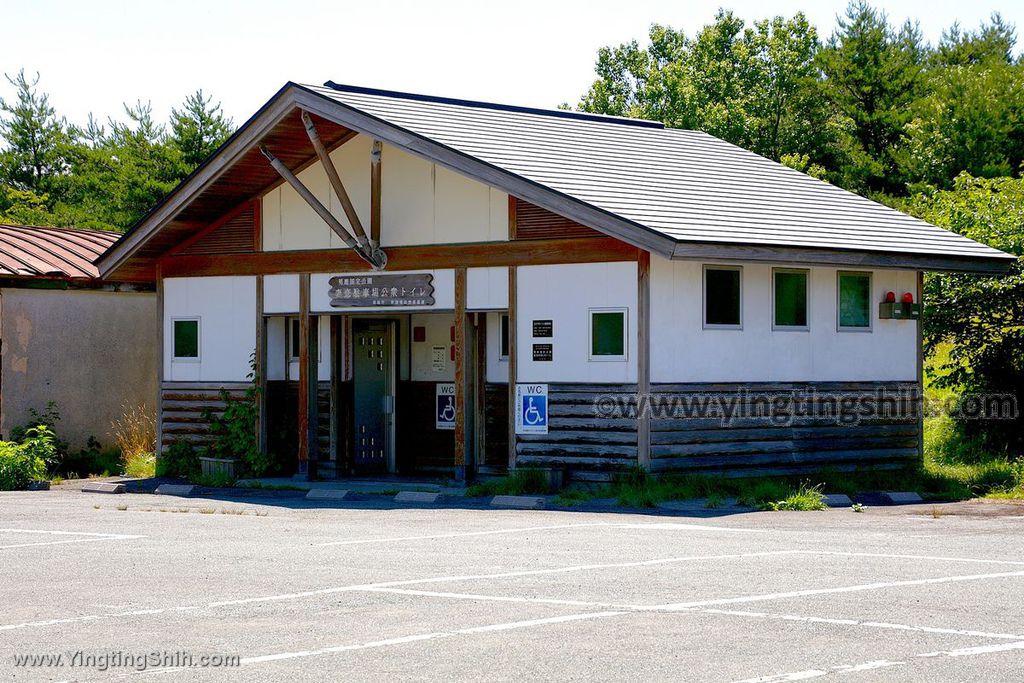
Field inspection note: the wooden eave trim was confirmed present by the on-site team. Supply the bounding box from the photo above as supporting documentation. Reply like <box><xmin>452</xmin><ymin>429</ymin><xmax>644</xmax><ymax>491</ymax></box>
<box><xmin>290</xmin><ymin>86</ymin><xmax>677</xmax><ymax>259</ymax></box>
<box><xmin>671</xmin><ymin>242</ymin><xmax>1015</xmax><ymax>275</ymax></box>
<box><xmin>167</xmin><ymin>198</ymin><xmax>258</xmax><ymax>257</ymax></box>
<box><xmin>157</xmin><ymin>237</ymin><xmax>639</xmax><ymax>277</ymax></box>
<box><xmin>97</xmin><ymin>86</ymin><xmax>301</xmax><ymax>278</ymax></box>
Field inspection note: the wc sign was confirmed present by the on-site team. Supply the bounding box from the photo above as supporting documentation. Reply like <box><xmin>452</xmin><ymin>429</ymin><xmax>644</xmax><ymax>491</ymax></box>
<box><xmin>435</xmin><ymin>383</ymin><xmax>456</xmax><ymax>430</ymax></box>
<box><xmin>515</xmin><ymin>384</ymin><xmax>548</xmax><ymax>435</ymax></box>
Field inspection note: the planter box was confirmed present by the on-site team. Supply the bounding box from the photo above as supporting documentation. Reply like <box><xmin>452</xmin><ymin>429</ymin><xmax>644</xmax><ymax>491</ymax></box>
<box><xmin>198</xmin><ymin>456</ymin><xmax>239</xmax><ymax>479</ymax></box>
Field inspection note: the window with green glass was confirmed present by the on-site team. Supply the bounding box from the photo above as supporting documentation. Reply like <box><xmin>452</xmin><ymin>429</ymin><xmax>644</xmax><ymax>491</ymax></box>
<box><xmin>704</xmin><ymin>267</ymin><xmax>741</xmax><ymax>327</ymax></box>
<box><xmin>774</xmin><ymin>270</ymin><xmax>808</xmax><ymax>328</ymax></box>
<box><xmin>590</xmin><ymin>309</ymin><xmax>626</xmax><ymax>359</ymax></box>
<box><xmin>838</xmin><ymin>272</ymin><xmax>871</xmax><ymax>329</ymax></box>
<box><xmin>173</xmin><ymin>319</ymin><xmax>199</xmax><ymax>359</ymax></box>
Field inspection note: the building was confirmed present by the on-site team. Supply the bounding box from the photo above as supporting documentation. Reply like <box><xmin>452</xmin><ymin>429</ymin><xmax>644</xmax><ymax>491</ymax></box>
<box><xmin>96</xmin><ymin>82</ymin><xmax>1014</xmax><ymax>482</ymax></box>
<box><xmin>0</xmin><ymin>224</ymin><xmax>157</xmax><ymax>450</ymax></box>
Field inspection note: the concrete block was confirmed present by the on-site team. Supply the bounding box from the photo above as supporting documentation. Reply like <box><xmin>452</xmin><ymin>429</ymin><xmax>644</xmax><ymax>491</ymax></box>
<box><xmin>882</xmin><ymin>491</ymin><xmax>924</xmax><ymax>504</ymax></box>
<box><xmin>82</xmin><ymin>481</ymin><xmax>125</xmax><ymax>494</ymax></box>
<box><xmin>305</xmin><ymin>489</ymin><xmax>352</xmax><ymax>501</ymax></box>
<box><xmin>490</xmin><ymin>495</ymin><xmax>545</xmax><ymax>510</ymax></box>
<box><xmin>823</xmin><ymin>493</ymin><xmax>854</xmax><ymax>508</ymax></box>
<box><xmin>155</xmin><ymin>484</ymin><xmax>196</xmax><ymax>497</ymax></box>
<box><xmin>394</xmin><ymin>491</ymin><xmax>441</xmax><ymax>504</ymax></box>
<box><xmin>27</xmin><ymin>481</ymin><xmax>50</xmax><ymax>491</ymax></box>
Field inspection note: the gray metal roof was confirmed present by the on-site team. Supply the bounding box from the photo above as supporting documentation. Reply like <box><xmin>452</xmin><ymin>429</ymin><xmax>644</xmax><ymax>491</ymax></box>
<box><xmin>306</xmin><ymin>82</ymin><xmax>1012</xmax><ymax>265</ymax></box>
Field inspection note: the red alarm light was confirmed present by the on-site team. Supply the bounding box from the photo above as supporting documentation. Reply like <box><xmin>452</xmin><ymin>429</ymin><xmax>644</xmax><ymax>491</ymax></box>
<box><xmin>902</xmin><ymin>292</ymin><xmax>914</xmax><ymax>304</ymax></box>
<box><xmin>885</xmin><ymin>291</ymin><xmax>896</xmax><ymax>303</ymax></box>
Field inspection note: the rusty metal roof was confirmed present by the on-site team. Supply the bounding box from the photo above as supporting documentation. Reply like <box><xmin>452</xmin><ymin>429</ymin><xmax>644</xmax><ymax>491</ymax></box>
<box><xmin>0</xmin><ymin>224</ymin><xmax>121</xmax><ymax>280</ymax></box>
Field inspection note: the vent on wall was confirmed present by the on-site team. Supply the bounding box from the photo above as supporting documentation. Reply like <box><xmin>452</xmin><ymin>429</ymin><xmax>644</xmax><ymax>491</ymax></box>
<box><xmin>513</xmin><ymin>198</ymin><xmax>601</xmax><ymax>240</ymax></box>
<box><xmin>178</xmin><ymin>203</ymin><xmax>257</xmax><ymax>255</ymax></box>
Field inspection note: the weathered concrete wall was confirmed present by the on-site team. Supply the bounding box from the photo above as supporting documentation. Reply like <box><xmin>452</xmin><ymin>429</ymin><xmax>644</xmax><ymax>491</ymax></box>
<box><xmin>0</xmin><ymin>288</ymin><xmax>157</xmax><ymax>451</ymax></box>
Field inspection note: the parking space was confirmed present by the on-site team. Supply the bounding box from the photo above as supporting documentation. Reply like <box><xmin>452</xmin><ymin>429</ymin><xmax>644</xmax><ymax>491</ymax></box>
<box><xmin>1</xmin><ymin>489</ymin><xmax>1022</xmax><ymax>681</ymax></box>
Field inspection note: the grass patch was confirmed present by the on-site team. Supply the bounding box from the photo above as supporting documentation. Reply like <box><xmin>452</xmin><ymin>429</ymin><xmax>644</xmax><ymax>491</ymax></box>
<box><xmin>762</xmin><ymin>482</ymin><xmax>827</xmax><ymax>511</ymax></box>
<box><xmin>123</xmin><ymin>452</ymin><xmax>156</xmax><ymax>479</ymax></box>
<box><xmin>553</xmin><ymin>487</ymin><xmax>606</xmax><ymax>507</ymax></box>
<box><xmin>467</xmin><ymin>468</ymin><xmax>550</xmax><ymax>497</ymax></box>
<box><xmin>235</xmin><ymin>480</ymin><xmax>306</xmax><ymax>491</ymax></box>
<box><xmin>191</xmin><ymin>472</ymin><xmax>236</xmax><ymax>488</ymax></box>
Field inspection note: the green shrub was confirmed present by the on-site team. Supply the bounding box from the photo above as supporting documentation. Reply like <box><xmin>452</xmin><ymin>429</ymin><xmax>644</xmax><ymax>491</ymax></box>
<box><xmin>11</xmin><ymin>402</ymin><xmax>68</xmax><ymax>466</ymax></box>
<box><xmin>0</xmin><ymin>441</ymin><xmax>46</xmax><ymax>491</ymax></box>
<box><xmin>124</xmin><ymin>452</ymin><xmax>156</xmax><ymax>479</ymax></box>
<box><xmin>200</xmin><ymin>353</ymin><xmax>269</xmax><ymax>477</ymax></box>
<box><xmin>158</xmin><ymin>441</ymin><xmax>200</xmax><ymax>478</ymax></box>
<box><xmin>192</xmin><ymin>471</ymin><xmax>236</xmax><ymax>488</ymax></box>
<box><xmin>763</xmin><ymin>482</ymin><xmax>827</xmax><ymax>511</ymax></box>
<box><xmin>467</xmin><ymin>468</ymin><xmax>550</xmax><ymax>497</ymax></box>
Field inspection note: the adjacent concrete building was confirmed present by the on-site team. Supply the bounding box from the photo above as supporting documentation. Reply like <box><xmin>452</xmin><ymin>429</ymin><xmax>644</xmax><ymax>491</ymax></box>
<box><xmin>0</xmin><ymin>224</ymin><xmax>157</xmax><ymax>450</ymax></box>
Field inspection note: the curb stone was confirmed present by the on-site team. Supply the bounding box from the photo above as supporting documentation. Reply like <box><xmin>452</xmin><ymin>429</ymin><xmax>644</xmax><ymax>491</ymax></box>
<box><xmin>395</xmin><ymin>491</ymin><xmax>441</xmax><ymax>504</ymax></box>
<box><xmin>823</xmin><ymin>493</ymin><xmax>854</xmax><ymax>508</ymax></box>
<box><xmin>305</xmin><ymin>489</ymin><xmax>353</xmax><ymax>501</ymax></box>
<box><xmin>882</xmin><ymin>491</ymin><xmax>924</xmax><ymax>504</ymax></box>
<box><xmin>155</xmin><ymin>484</ymin><xmax>196</xmax><ymax>497</ymax></box>
<box><xmin>490</xmin><ymin>495</ymin><xmax>545</xmax><ymax>510</ymax></box>
<box><xmin>82</xmin><ymin>482</ymin><xmax>126</xmax><ymax>494</ymax></box>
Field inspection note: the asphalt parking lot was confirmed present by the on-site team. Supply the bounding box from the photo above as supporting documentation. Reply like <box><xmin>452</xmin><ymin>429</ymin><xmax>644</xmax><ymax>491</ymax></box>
<box><xmin>1</xmin><ymin>488</ymin><xmax>1023</xmax><ymax>682</ymax></box>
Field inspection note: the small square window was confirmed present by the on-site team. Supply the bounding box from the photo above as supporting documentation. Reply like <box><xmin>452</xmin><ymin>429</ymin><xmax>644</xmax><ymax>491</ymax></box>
<box><xmin>499</xmin><ymin>314</ymin><xmax>510</xmax><ymax>360</ymax></box>
<box><xmin>173</xmin><ymin>319</ymin><xmax>199</xmax><ymax>360</ymax></box>
<box><xmin>773</xmin><ymin>269</ymin><xmax>809</xmax><ymax>329</ymax></box>
<box><xmin>590</xmin><ymin>309</ymin><xmax>627</xmax><ymax>361</ymax></box>
<box><xmin>704</xmin><ymin>266</ymin><xmax>742</xmax><ymax>328</ymax></box>
<box><xmin>288</xmin><ymin>317</ymin><xmax>319</xmax><ymax>360</ymax></box>
<box><xmin>838</xmin><ymin>272</ymin><xmax>872</xmax><ymax>330</ymax></box>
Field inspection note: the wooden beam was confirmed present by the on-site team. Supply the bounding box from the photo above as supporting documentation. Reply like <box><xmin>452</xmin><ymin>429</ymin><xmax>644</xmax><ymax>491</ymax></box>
<box><xmin>507</xmin><ymin>266</ymin><xmax>517</xmax><ymax>471</ymax></box>
<box><xmin>454</xmin><ymin>267</ymin><xmax>468</xmax><ymax>480</ymax></box>
<box><xmin>916</xmin><ymin>270</ymin><xmax>925</xmax><ymax>464</ymax></box>
<box><xmin>474</xmin><ymin>312</ymin><xmax>487</xmax><ymax>479</ymax></box>
<box><xmin>671</xmin><ymin>241</ymin><xmax>1014</xmax><ymax>275</ymax></box>
<box><xmin>155</xmin><ymin>262</ymin><xmax>165</xmax><ymax>456</ymax></box>
<box><xmin>636</xmin><ymin>251</ymin><xmax>651</xmax><ymax>470</ymax></box>
<box><xmin>260</xmin><ymin>145</ymin><xmax>365</xmax><ymax>254</ymax></box>
<box><xmin>370</xmin><ymin>140</ymin><xmax>382</xmax><ymax>251</ymax></box>
<box><xmin>256</xmin><ymin>275</ymin><xmax>267</xmax><ymax>456</ymax></box>
<box><xmin>159</xmin><ymin>237</ymin><xmax>638</xmax><ymax>277</ymax></box>
<box><xmin>297</xmin><ymin>273</ymin><xmax>311</xmax><ymax>477</ymax></box>
<box><xmin>301</xmin><ymin>111</ymin><xmax>369</xmax><ymax>248</ymax></box>
<box><xmin>330</xmin><ymin>315</ymin><xmax>340</xmax><ymax>464</ymax></box>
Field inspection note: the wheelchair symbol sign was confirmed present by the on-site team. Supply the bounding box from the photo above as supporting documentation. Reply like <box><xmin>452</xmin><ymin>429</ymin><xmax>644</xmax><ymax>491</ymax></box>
<box><xmin>436</xmin><ymin>383</ymin><xmax>456</xmax><ymax>430</ymax></box>
<box><xmin>515</xmin><ymin>384</ymin><xmax>548</xmax><ymax>435</ymax></box>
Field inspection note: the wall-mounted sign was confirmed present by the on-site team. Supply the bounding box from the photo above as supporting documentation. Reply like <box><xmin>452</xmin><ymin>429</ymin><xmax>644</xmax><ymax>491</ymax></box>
<box><xmin>431</xmin><ymin>345</ymin><xmax>447</xmax><ymax>372</ymax></box>
<box><xmin>515</xmin><ymin>384</ymin><xmax>548</xmax><ymax>435</ymax></box>
<box><xmin>436</xmin><ymin>383</ymin><xmax>456</xmax><ymax>430</ymax></box>
<box><xmin>532</xmin><ymin>343</ymin><xmax>553</xmax><ymax>362</ymax></box>
<box><xmin>532</xmin><ymin>319</ymin><xmax>553</xmax><ymax>338</ymax></box>
<box><xmin>329</xmin><ymin>273</ymin><xmax>434</xmax><ymax>308</ymax></box>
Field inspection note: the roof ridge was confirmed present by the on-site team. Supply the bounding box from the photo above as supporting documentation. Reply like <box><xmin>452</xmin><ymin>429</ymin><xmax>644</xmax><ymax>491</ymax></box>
<box><xmin>320</xmin><ymin>81</ymin><xmax>665</xmax><ymax>130</ymax></box>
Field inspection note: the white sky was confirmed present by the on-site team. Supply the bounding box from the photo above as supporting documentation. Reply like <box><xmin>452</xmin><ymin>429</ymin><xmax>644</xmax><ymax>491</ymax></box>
<box><xmin>3</xmin><ymin>0</ymin><xmax>1022</xmax><ymax>128</ymax></box>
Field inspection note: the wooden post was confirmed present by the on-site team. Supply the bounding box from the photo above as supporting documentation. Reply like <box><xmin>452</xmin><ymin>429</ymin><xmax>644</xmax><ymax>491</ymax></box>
<box><xmin>155</xmin><ymin>262</ymin><xmax>164</xmax><ymax>457</ymax></box>
<box><xmin>637</xmin><ymin>251</ymin><xmax>651</xmax><ymax>470</ymax></box>
<box><xmin>507</xmin><ymin>266</ymin><xmax>517</xmax><ymax>471</ymax></box>
<box><xmin>297</xmin><ymin>273</ymin><xmax>311</xmax><ymax>477</ymax></box>
<box><xmin>474</xmin><ymin>312</ymin><xmax>487</xmax><ymax>476</ymax></box>
<box><xmin>454</xmin><ymin>267</ymin><xmax>468</xmax><ymax>481</ymax></box>
<box><xmin>370</xmin><ymin>140</ymin><xmax>382</xmax><ymax>252</ymax></box>
<box><xmin>916</xmin><ymin>270</ymin><xmax>925</xmax><ymax>463</ymax></box>
<box><xmin>255</xmin><ymin>275</ymin><xmax>267</xmax><ymax>455</ymax></box>
<box><xmin>329</xmin><ymin>315</ymin><xmax>340</xmax><ymax>464</ymax></box>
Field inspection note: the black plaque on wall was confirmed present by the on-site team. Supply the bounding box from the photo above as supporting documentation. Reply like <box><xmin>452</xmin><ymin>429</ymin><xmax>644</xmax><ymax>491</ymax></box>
<box><xmin>532</xmin><ymin>343</ymin><xmax>553</xmax><ymax>361</ymax></box>
<box><xmin>532</xmin><ymin>320</ymin><xmax>553</xmax><ymax>338</ymax></box>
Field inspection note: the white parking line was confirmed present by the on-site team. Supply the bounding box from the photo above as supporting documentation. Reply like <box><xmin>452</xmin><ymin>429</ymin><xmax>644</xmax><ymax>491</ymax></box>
<box><xmin>0</xmin><ymin>528</ymin><xmax>143</xmax><ymax>550</ymax></box>
<box><xmin>315</xmin><ymin>520</ymin><xmax>765</xmax><ymax>546</ymax></box>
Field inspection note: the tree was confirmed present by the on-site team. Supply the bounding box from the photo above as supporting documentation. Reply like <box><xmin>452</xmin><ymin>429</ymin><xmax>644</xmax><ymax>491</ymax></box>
<box><xmin>578</xmin><ymin>11</ymin><xmax>826</xmax><ymax>163</ymax></box>
<box><xmin>905</xmin><ymin>175</ymin><xmax>1024</xmax><ymax>450</ymax></box>
<box><xmin>169</xmin><ymin>90</ymin><xmax>234</xmax><ymax>169</ymax></box>
<box><xmin>0</xmin><ymin>70</ymin><xmax>71</xmax><ymax>221</ymax></box>
<box><xmin>816</xmin><ymin>2</ymin><xmax>926</xmax><ymax>194</ymax></box>
<box><xmin>931</xmin><ymin>13</ymin><xmax>1017</xmax><ymax>67</ymax></box>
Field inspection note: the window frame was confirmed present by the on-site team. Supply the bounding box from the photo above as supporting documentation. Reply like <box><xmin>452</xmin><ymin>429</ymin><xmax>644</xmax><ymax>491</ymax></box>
<box><xmin>498</xmin><ymin>313</ymin><xmax>510</xmax><ymax>361</ymax></box>
<box><xmin>837</xmin><ymin>270</ymin><xmax>873</xmax><ymax>333</ymax></box>
<box><xmin>772</xmin><ymin>268</ymin><xmax>810</xmax><ymax>332</ymax></box>
<box><xmin>588</xmin><ymin>307</ymin><xmax>628</xmax><ymax>362</ymax></box>
<box><xmin>171</xmin><ymin>317</ymin><xmax>201</xmax><ymax>362</ymax></box>
<box><xmin>288</xmin><ymin>316</ymin><xmax>321</xmax><ymax>361</ymax></box>
<box><xmin>702</xmin><ymin>264</ymin><xmax>743</xmax><ymax>330</ymax></box>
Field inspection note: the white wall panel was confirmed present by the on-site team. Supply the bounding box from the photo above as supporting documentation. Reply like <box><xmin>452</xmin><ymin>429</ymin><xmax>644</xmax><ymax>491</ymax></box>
<box><xmin>164</xmin><ymin>276</ymin><xmax>256</xmax><ymax>382</ymax></box>
<box><xmin>649</xmin><ymin>255</ymin><xmax>918</xmax><ymax>382</ymax></box>
<box><xmin>516</xmin><ymin>262</ymin><xmax>638</xmax><ymax>383</ymax></box>
<box><xmin>263</xmin><ymin>273</ymin><xmax>300</xmax><ymax>314</ymax></box>
<box><xmin>467</xmin><ymin>266</ymin><xmax>509</xmax><ymax>310</ymax></box>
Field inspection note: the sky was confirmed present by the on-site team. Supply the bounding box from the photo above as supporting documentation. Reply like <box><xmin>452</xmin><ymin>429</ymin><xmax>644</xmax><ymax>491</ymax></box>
<box><xmin>2</xmin><ymin>0</ymin><xmax>1022</xmax><ymax>129</ymax></box>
